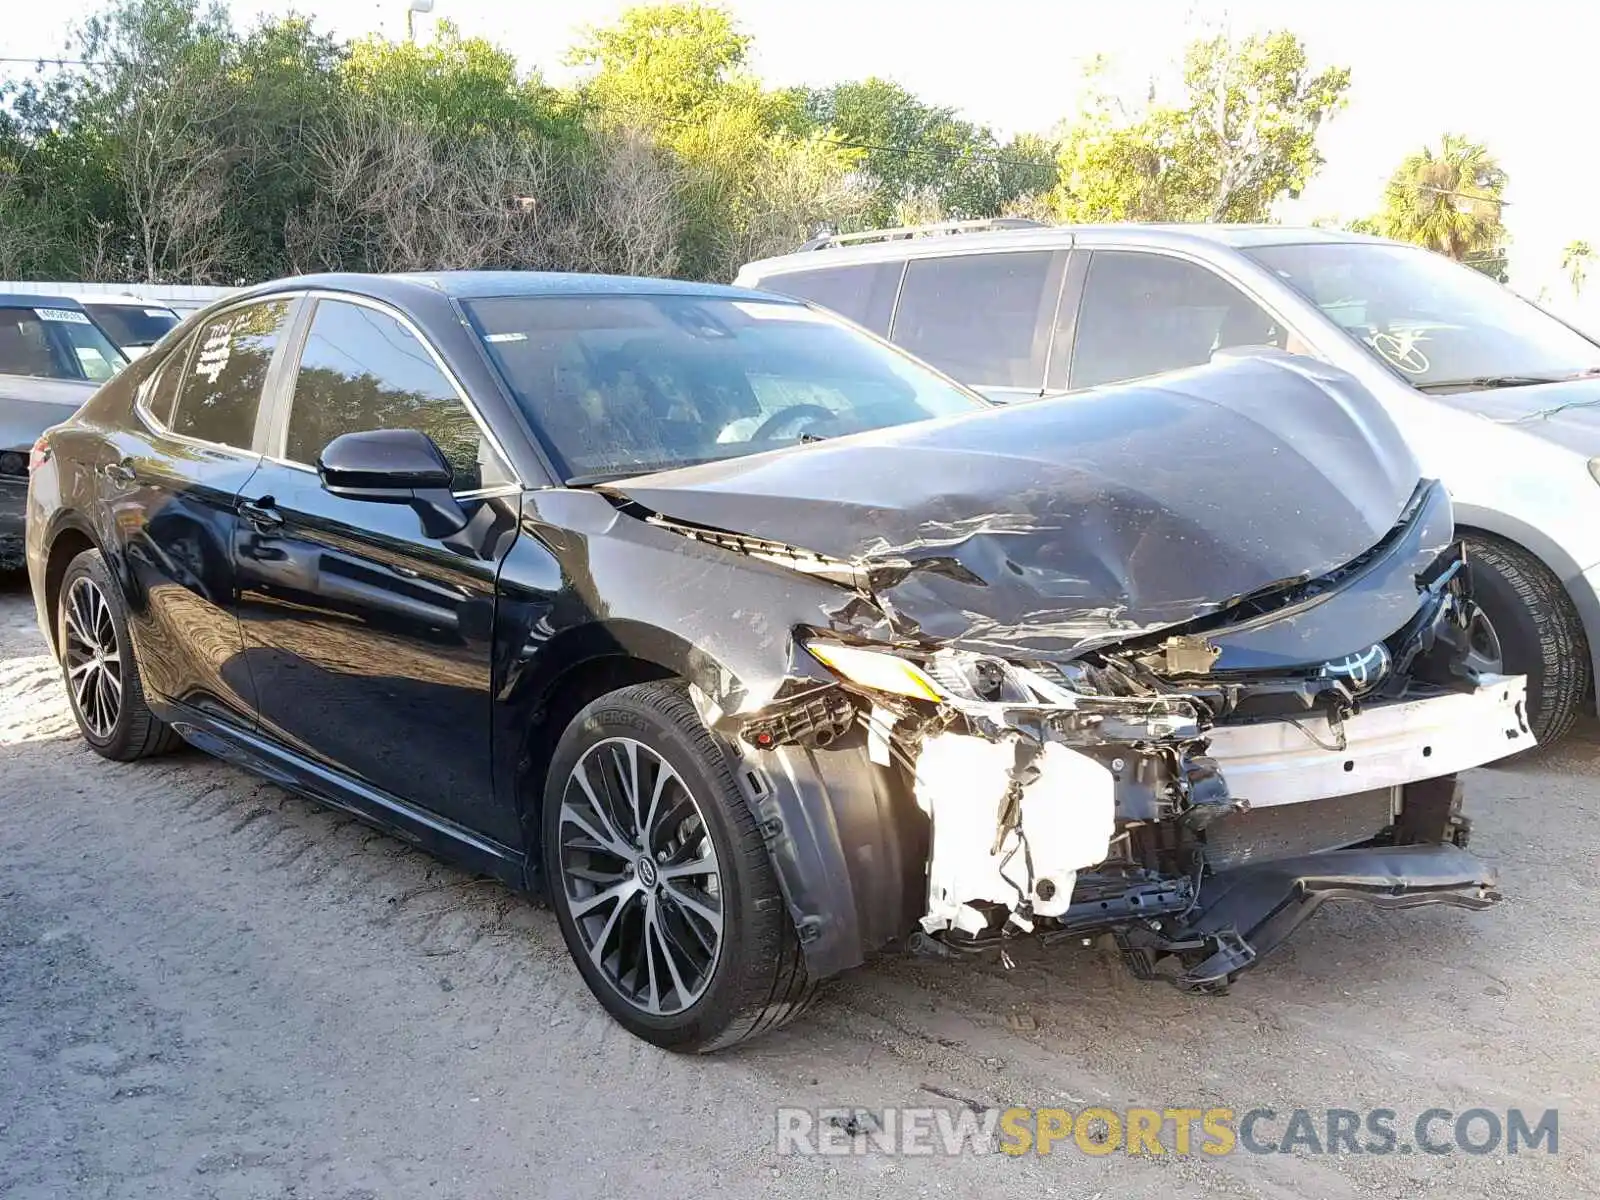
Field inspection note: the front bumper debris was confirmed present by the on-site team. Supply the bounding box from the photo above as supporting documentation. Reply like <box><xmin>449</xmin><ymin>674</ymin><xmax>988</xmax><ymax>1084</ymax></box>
<box><xmin>1206</xmin><ymin>676</ymin><xmax>1530</xmax><ymax>808</ymax></box>
<box><xmin>1119</xmin><ymin>844</ymin><xmax>1500</xmax><ymax>992</ymax></box>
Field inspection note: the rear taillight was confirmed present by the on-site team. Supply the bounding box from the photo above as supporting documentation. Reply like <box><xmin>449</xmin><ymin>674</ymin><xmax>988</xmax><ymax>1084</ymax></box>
<box><xmin>27</xmin><ymin>436</ymin><xmax>51</xmax><ymax>474</ymax></box>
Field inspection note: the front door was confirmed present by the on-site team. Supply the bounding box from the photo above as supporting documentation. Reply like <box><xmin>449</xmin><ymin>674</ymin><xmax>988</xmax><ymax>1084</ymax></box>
<box><xmin>231</xmin><ymin>296</ymin><xmax>521</xmax><ymax>842</ymax></box>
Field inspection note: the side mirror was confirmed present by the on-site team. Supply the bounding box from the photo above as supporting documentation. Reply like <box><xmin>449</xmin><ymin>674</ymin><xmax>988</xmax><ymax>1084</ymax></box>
<box><xmin>317</xmin><ymin>428</ymin><xmax>468</xmax><ymax>537</ymax></box>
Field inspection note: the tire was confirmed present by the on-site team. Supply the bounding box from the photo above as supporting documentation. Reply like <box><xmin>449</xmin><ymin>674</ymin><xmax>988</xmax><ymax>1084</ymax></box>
<box><xmin>57</xmin><ymin>548</ymin><xmax>184</xmax><ymax>761</ymax></box>
<box><xmin>1464</xmin><ymin>533</ymin><xmax>1590</xmax><ymax>746</ymax></box>
<box><xmin>542</xmin><ymin>681</ymin><xmax>815</xmax><ymax>1051</ymax></box>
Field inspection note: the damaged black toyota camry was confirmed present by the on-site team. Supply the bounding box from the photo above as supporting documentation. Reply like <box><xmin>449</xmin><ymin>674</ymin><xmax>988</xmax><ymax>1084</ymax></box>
<box><xmin>26</xmin><ymin>273</ymin><xmax>1529</xmax><ymax>1051</ymax></box>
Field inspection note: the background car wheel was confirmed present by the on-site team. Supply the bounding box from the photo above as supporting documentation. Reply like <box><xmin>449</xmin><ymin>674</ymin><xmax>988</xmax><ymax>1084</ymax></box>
<box><xmin>543</xmin><ymin>681</ymin><xmax>815</xmax><ymax>1052</ymax></box>
<box><xmin>57</xmin><ymin>548</ymin><xmax>183</xmax><ymax>761</ymax></box>
<box><xmin>1464</xmin><ymin>533</ymin><xmax>1590</xmax><ymax>746</ymax></box>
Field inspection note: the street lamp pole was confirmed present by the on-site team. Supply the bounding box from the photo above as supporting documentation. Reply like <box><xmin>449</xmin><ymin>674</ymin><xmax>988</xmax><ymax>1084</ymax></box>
<box><xmin>405</xmin><ymin>0</ymin><xmax>435</xmax><ymax>43</ymax></box>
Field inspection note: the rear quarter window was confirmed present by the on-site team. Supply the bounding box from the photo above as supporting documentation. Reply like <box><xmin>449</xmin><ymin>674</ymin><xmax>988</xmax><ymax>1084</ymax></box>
<box><xmin>751</xmin><ymin>262</ymin><xmax>903</xmax><ymax>335</ymax></box>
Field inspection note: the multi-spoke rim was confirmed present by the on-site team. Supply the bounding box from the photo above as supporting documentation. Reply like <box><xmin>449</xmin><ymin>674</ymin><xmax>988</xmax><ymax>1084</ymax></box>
<box><xmin>1463</xmin><ymin>606</ymin><xmax>1504</xmax><ymax>678</ymax></box>
<box><xmin>557</xmin><ymin>737</ymin><xmax>723</xmax><ymax>1016</ymax></box>
<box><xmin>62</xmin><ymin>575</ymin><xmax>123</xmax><ymax>740</ymax></box>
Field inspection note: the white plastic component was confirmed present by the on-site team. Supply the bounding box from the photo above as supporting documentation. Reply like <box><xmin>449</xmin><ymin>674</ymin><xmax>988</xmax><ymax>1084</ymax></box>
<box><xmin>914</xmin><ymin>733</ymin><xmax>1116</xmax><ymax>932</ymax></box>
<box><xmin>1205</xmin><ymin>676</ymin><xmax>1531</xmax><ymax>808</ymax></box>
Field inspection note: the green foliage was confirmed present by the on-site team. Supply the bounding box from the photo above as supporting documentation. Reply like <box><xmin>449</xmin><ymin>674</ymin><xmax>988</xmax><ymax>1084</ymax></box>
<box><xmin>0</xmin><ymin>1</ymin><xmax>1357</xmax><ymax>285</ymax></box>
<box><xmin>1372</xmin><ymin>134</ymin><xmax>1509</xmax><ymax>278</ymax></box>
<box><xmin>798</xmin><ymin>78</ymin><xmax>1055</xmax><ymax>226</ymax></box>
<box><xmin>1050</xmin><ymin>31</ymin><xmax>1349</xmax><ymax>224</ymax></box>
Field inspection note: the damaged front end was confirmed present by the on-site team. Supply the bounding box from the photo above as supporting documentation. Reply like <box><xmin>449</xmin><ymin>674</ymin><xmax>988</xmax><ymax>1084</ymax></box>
<box><xmin>609</xmin><ymin>357</ymin><xmax>1528</xmax><ymax>990</ymax></box>
<box><xmin>690</xmin><ymin>482</ymin><xmax>1524</xmax><ymax>992</ymax></box>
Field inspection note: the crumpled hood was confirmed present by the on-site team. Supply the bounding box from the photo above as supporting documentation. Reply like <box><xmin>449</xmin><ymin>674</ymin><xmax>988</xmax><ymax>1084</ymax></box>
<box><xmin>609</xmin><ymin>355</ymin><xmax>1423</xmax><ymax>656</ymax></box>
<box><xmin>1446</xmin><ymin>376</ymin><xmax>1600</xmax><ymax>456</ymax></box>
<box><xmin>0</xmin><ymin>374</ymin><xmax>94</xmax><ymax>451</ymax></box>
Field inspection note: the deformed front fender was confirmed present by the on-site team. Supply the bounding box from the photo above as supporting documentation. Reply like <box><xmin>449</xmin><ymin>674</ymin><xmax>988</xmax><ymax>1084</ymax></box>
<box><xmin>731</xmin><ymin>728</ymin><xmax>926</xmax><ymax>978</ymax></box>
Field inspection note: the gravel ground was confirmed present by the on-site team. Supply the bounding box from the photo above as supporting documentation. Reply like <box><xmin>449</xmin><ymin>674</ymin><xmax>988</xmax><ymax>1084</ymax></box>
<box><xmin>1</xmin><ymin>570</ymin><xmax>1596</xmax><ymax>1200</ymax></box>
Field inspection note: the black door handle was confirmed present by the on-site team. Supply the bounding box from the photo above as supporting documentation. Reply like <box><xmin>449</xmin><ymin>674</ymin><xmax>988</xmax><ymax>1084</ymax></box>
<box><xmin>238</xmin><ymin>497</ymin><xmax>284</xmax><ymax>530</ymax></box>
<box><xmin>102</xmin><ymin>459</ymin><xmax>135</xmax><ymax>484</ymax></box>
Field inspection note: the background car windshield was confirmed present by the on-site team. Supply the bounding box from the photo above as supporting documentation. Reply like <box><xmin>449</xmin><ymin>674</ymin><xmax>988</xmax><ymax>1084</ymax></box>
<box><xmin>85</xmin><ymin>303</ymin><xmax>181</xmax><ymax>350</ymax></box>
<box><xmin>1246</xmin><ymin>242</ymin><xmax>1600</xmax><ymax>391</ymax></box>
<box><xmin>0</xmin><ymin>305</ymin><xmax>126</xmax><ymax>382</ymax></box>
<box><xmin>465</xmin><ymin>294</ymin><xmax>984</xmax><ymax>480</ymax></box>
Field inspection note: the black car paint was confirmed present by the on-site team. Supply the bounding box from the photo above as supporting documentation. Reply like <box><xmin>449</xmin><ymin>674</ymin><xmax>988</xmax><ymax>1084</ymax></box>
<box><xmin>24</xmin><ymin>273</ymin><xmax>1480</xmax><ymax>982</ymax></box>
<box><xmin>609</xmin><ymin>353</ymin><xmax>1429</xmax><ymax>666</ymax></box>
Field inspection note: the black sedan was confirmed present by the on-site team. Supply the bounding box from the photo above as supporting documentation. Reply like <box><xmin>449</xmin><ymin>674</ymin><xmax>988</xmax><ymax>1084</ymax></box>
<box><xmin>27</xmin><ymin>272</ymin><xmax>1527</xmax><ymax>1050</ymax></box>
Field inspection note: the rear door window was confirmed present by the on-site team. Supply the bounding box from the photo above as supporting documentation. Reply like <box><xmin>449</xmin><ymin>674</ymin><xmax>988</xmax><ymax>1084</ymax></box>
<box><xmin>889</xmin><ymin>250</ymin><xmax>1063</xmax><ymax>390</ymax></box>
<box><xmin>1069</xmin><ymin>251</ymin><xmax>1288</xmax><ymax>389</ymax></box>
<box><xmin>170</xmin><ymin>300</ymin><xmax>291</xmax><ymax>449</ymax></box>
<box><xmin>755</xmin><ymin>262</ymin><xmax>903</xmax><ymax>335</ymax></box>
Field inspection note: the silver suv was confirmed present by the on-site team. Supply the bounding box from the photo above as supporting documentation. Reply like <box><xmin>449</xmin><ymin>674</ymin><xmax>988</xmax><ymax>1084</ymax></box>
<box><xmin>737</xmin><ymin>221</ymin><xmax>1600</xmax><ymax>746</ymax></box>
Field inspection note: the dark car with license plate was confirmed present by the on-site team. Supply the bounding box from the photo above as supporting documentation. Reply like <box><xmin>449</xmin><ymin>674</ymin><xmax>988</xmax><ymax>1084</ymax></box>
<box><xmin>26</xmin><ymin>272</ymin><xmax>1526</xmax><ymax>1050</ymax></box>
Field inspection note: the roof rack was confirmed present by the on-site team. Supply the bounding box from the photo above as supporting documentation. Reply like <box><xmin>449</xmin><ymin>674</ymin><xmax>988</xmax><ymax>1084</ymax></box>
<box><xmin>797</xmin><ymin>217</ymin><xmax>1048</xmax><ymax>252</ymax></box>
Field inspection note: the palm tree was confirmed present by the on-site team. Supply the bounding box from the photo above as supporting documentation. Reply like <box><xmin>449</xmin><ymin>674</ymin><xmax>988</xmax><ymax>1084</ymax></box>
<box><xmin>1563</xmin><ymin>240</ymin><xmax>1593</xmax><ymax>297</ymax></box>
<box><xmin>1377</xmin><ymin>134</ymin><xmax>1508</xmax><ymax>273</ymax></box>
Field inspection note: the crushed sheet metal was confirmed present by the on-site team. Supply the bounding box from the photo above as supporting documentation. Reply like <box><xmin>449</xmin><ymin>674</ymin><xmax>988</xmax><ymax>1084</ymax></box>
<box><xmin>608</xmin><ymin>355</ymin><xmax>1421</xmax><ymax>657</ymax></box>
<box><xmin>913</xmin><ymin>733</ymin><xmax>1115</xmax><ymax>931</ymax></box>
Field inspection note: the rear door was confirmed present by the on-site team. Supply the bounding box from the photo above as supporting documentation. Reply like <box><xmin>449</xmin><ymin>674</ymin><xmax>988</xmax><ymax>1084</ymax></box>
<box><xmin>232</xmin><ymin>295</ymin><xmax>521</xmax><ymax>843</ymax></box>
<box><xmin>105</xmin><ymin>297</ymin><xmax>297</xmax><ymax>726</ymax></box>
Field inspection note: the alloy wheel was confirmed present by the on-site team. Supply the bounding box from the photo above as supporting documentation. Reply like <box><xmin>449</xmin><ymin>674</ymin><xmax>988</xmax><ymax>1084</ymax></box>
<box><xmin>557</xmin><ymin>737</ymin><xmax>724</xmax><ymax>1015</ymax></box>
<box><xmin>62</xmin><ymin>575</ymin><xmax>123</xmax><ymax>740</ymax></box>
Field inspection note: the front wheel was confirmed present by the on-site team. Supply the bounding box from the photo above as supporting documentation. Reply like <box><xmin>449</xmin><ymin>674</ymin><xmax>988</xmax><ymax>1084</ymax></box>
<box><xmin>1464</xmin><ymin>533</ymin><xmax>1590</xmax><ymax>746</ymax></box>
<box><xmin>57</xmin><ymin>548</ymin><xmax>183</xmax><ymax>761</ymax></box>
<box><xmin>542</xmin><ymin>681</ymin><xmax>814</xmax><ymax>1051</ymax></box>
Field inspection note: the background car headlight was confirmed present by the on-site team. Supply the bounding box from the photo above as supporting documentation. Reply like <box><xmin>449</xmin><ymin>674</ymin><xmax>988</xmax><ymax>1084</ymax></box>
<box><xmin>803</xmin><ymin>640</ymin><xmax>945</xmax><ymax>701</ymax></box>
<box><xmin>1588</xmin><ymin>456</ymin><xmax>1600</xmax><ymax>487</ymax></box>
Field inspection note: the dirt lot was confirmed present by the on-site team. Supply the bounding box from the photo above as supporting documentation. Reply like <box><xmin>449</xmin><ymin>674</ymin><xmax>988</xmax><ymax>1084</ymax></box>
<box><xmin>1</xmin><ymin>572</ymin><xmax>1596</xmax><ymax>1200</ymax></box>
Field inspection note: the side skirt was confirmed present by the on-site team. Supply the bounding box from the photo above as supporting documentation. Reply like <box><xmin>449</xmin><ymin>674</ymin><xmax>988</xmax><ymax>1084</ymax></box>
<box><xmin>152</xmin><ymin>697</ymin><xmax>530</xmax><ymax>892</ymax></box>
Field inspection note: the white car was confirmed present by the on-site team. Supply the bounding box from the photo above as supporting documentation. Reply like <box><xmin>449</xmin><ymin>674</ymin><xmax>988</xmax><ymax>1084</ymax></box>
<box><xmin>739</xmin><ymin>222</ymin><xmax>1600</xmax><ymax>744</ymax></box>
<box><xmin>70</xmin><ymin>294</ymin><xmax>183</xmax><ymax>360</ymax></box>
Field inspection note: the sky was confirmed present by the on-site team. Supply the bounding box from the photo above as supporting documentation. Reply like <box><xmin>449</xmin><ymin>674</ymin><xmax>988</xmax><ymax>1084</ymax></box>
<box><xmin>5</xmin><ymin>0</ymin><xmax>1598</xmax><ymax>321</ymax></box>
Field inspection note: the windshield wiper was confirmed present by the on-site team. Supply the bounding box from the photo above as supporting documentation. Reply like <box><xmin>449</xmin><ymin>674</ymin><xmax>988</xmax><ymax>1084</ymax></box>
<box><xmin>1414</xmin><ymin>375</ymin><xmax>1569</xmax><ymax>393</ymax></box>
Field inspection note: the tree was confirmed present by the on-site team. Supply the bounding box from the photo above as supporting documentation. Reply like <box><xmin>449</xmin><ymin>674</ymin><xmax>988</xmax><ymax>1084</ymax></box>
<box><xmin>1563</xmin><ymin>240</ymin><xmax>1593</xmax><ymax>298</ymax></box>
<box><xmin>566</xmin><ymin>3</ymin><xmax>752</xmax><ymax>131</ymax></box>
<box><xmin>1049</xmin><ymin>31</ymin><xmax>1350</xmax><ymax>224</ymax></box>
<box><xmin>799</xmin><ymin>78</ymin><xmax>1054</xmax><ymax>226</ymax></box>
<box><xmin>1374</xmin><ymin>134</ymin><xmax>1508</xmax><ymax>280</ymax></box>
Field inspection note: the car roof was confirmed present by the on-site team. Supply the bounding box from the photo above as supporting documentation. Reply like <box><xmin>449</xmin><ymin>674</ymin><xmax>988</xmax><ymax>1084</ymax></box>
<box><xmin>236</xmin><ymin>271</ymin><xmax>783</xmax><ymax>306</ymax></box>
<box><xmin>0</xmin><ymin>293</ymin><xmax>85</xmax><ymax>310</ymax></box>
<box><xmin>71</xmin><ymin>294</ymin><xmax>178</xmax><ymax>309</ymax></box>
<box><xmin>742</xmin><ymin>223</ymin><xmax>1397</xmax><ymax>276</ymax></box>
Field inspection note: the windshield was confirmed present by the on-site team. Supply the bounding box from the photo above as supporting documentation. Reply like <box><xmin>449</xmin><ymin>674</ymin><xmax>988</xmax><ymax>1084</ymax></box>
<box><xmin>0</xmin><ymin>305</ymin><xmax>127</xmax><ymax>382</ymax></box>
<box><xmin>84</xmin><ymin>302</ymin><xmax>181</xmax><ymax>350</ymax></box>
<box><xmin>464</xmin><ymin>294</ymin><xmax>986</xmax><ymax>481</ymax></box>
<box><xmin>1245</xmin><ymin>242</ymin><xmax>1600</xmax><ymax>392</ymax></box>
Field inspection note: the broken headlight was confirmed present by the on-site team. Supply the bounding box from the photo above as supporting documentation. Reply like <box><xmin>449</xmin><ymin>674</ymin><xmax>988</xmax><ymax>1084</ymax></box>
<box><xmin>923</xmin><ymin>649</ymin><xmax>1034</xmax><ymax>703</ymax></box>
<box><xmin>802</xmin><ymin>639</ymin><xmax>945</xmax><ymax>701</ymax></box>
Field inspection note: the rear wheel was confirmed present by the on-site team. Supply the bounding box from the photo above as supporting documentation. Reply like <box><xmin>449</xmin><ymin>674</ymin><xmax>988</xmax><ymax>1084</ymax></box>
<box><xmin>543</xmin><ymin>681</ymin><xmax>814</xmax><ymax>1051</ymax></box>
<box><xmin>57</xmin><ymin>549</ymin><xmax>183</xmax><ymax>761</ymax></box>
<box><xmin>1464</xmin><ymin>533</ymin><xmax>1590</xmax><ymax>746</ymax></box>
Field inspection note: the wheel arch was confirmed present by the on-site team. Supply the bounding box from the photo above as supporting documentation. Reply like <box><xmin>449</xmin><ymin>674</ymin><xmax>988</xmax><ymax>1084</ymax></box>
<box><xmin>39</xmin><ymin>517</ymin><xmax>101</xmax><ymax>655</ymax></box>
<box><xmin>1455</xmin><ymin>503</ymin><xmax>1599</xmax><ymax>709</ymax></box>
<box><xmin>499</xmin><ymin>616</ymin><xmax>924</xmax><ymax>978</ymax></box>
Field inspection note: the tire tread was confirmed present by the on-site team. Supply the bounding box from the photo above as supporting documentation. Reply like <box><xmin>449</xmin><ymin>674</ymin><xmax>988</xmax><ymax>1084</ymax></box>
<box><xmin>1465</xmin><ymin>533</ymin><xmax>1589</xmax><ymax>745</ymax></box>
